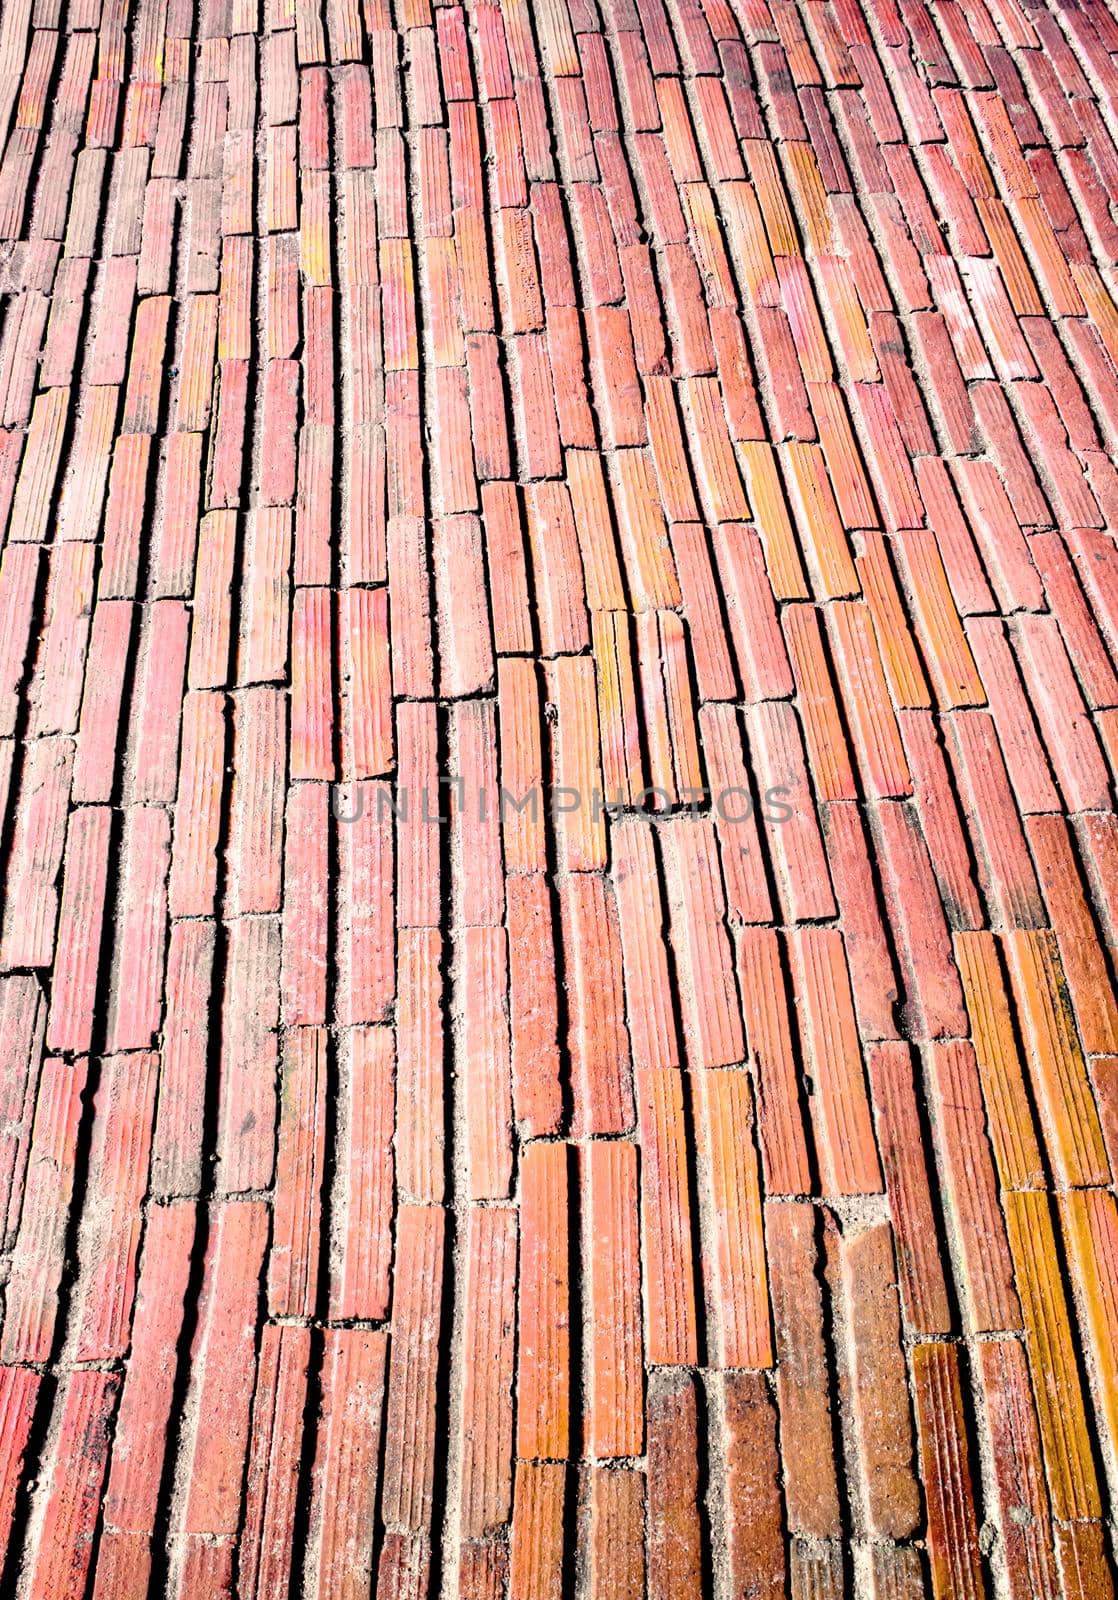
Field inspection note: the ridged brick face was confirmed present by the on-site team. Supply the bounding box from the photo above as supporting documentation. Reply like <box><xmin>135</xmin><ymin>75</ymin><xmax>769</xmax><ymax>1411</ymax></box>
<box><xmin>2</xmin><ymin>0</ymin><xmax>1118</xmax><ymax>1596</ymax></box>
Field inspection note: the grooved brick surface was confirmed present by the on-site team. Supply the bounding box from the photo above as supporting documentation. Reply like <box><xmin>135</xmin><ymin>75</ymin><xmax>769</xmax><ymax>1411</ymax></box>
<box><xmin>1</xmin><ymin>0</ymin><xmax>1118</xmax><ymax>1594</ymax></box>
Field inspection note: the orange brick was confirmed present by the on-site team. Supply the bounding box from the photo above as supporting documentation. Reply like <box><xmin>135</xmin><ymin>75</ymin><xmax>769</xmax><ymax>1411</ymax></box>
<box><xmin>1005</xmin><ymin>929</ymin><xmax>1110</xmax><ymax>1188</ymax></box>
<box><xmin>1006</xmin><ymin>1190</ymin><xmax>1102</xmax><ymax>1521</ymax></box>
<box><xmin>789</xmin><ymin>927</ymin><xmax>882</xmax><ymax>1196</ymax></box>
<box><xmin>637</xmin><ymin>1067</ymin><xmax>699</xmax><ymax>1366</ymax></box>
<box><xmin>560</xmin><ymin>871</ymin><xmax>634</xmax><ymax>1136</ymax></box>
<box><xmin>584</xmin><ymin>1141</ymin><xmax>643</xmax><ymax>1458</ymax></box>
<box><xmin>695</xmin><ymin>1069</ymin><xmax>771</xmax><ymax>1367</ymax></box>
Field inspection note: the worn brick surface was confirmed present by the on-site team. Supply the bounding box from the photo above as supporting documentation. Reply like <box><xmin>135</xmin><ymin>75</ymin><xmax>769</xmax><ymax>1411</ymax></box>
<box><xmin>1</xmin><ymin>0</ymin><xmax>1118</xmax><ymax>1591</ymax></box>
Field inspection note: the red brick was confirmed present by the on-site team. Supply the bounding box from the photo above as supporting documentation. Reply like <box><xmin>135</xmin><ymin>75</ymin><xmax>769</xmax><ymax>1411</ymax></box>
<box><xmin>71</xmin><ymin>1049</ymin><xmax>158</xmax><ymax>1362</ymax></box>
<box><xmin>179</xmin><ymin>1201</ymin><xmax>268</xmax><ymax>1537</ymax></box>
<box><xmin>105</xmin><ymin>806</ymin><xmax>170</xmax><ymax>1053</ymax></box>
<box><xmin>526</xmin><ymin>479</ymin><xmax>590</xmax><ymax>656</ymax></box>
<box><xmin>395</xmin><ymin>931</ymin><xmax>445</xmax><ymax>1206</ymax></box>
<box><xmin>47</xmin><ymin>806</ymin><xmax>111</xmax><ymax>1054</ymax></box>
<box><xmin>912</xmin><ymin>1343</ymin><xmax>987</xmax><ymax>1600</ymax></box>
<box><xmin>2</xmin><ymin>1056</ymin><xmax>86</xmax><ymax>1363</ymax></box>
<box><xmin>0</xmin><ymin>736</ymin><xmax>72</xmax><ymax>970</ymax></box>
<box><xmin>789</xmin><ymin>927</ymin><xmax>882</xmax><ymax>1196</ymax></box>
<box><xmin>238</xmin><ymin>1326</ymin><xmax>311</xmax><ymax>1600</ymax></box>
<box><xmin>560</xmin><ymin>871</ymin><xmax>634</xmax><ymax>1135</ymax></box>
<box><xmin>661</xmin><ymin>818</ymin><xmax>744</xmax><ymax>1070</ymax></box>
<box><xmin>323</xmin><ymin>1026</ymin><xmax>394</xmax><ymax>1321</ymax></box>
<box><xmin>745</xmin><ymin>700</ymin><xmax>837</xmax><ymax>922</ymax></box>
<box><xmin>509</xmin><ymin>1463</ymin><xmax>565</xmax><ymax>1600</ymax></box>
<box><xmin>169</xmin><ymin>691</ymin><xmax>225</xmax><ymax>919</ymax></box>
<box><xmin>337</xmin><ymin>779</ymin><xmax>395</xmax><ymax>1026</ymax></box>
<box><xmin>25</xmin><ymin>1369</ymin><xmax>120</xmax><ymax>1600</ymax></box>
<box><xmin>290</xmin><ymin>586</ymin><xmax>335</xmax><ymax>780</ymax></box>
<box><xmin>611</xmin><ymin>817</ymin><xmax>681</xmax><ymax>1075</ymax></box>
<box><xmin>310</xmin><ymin>1331</ymin><xmax>388</xmax><ymax>1600</ymax></box>
<box><xmin>451</xmin><ymin>698</ymin><xmax>504</xmax><ymax>927</ymax></box>
<box><xmin>517</xmin><ymin>1141</ymin><xmax>570</xmax><ymax>1460</ymax></box>
<box><xmin>456</xmin><ymin>926</ymin><xmax>512</xmax><ymax>1200</ymax></box>
<box><xmin>459</xmin><ymin>1204</ymin><xmax>516</xmax><ymax>1537</ymax></box>
<box><xmin>724</xmin><ymin>1373</ymin><xmax>785</xmax><ymax>1600</ymax></box>
<box><xmin>381</xmin><ymin>1205</ymin><xmax>445</xmax><ymax>1529</ymax></box>
<box><xmin>506</xmin><ymin>873</ymin><xmax>562</xmax><ymax>1137</ymax></box>
<box><xmin>866</xmin><ymin>1042</ymin><xmax>951</xmax><ymax>1335</ymax></box>
<box><xmin>216</xmin><ymin>916</ymin><xmax>280</xmax><ymax>1194</ymax></box>
<box><xmin>435</xmin><ymin>513</ymin><xmax>494</xmax><ymax>699</ymax></box>
<box><xmin>976</xmin><ymin>1338</ymin><xmax>1059</xmax><ymax>1600</ymax></box>
<box><xmin>833</xmin><ymin>1222</ymin><xmax>918</xmax><ymax>1543</ymax></box>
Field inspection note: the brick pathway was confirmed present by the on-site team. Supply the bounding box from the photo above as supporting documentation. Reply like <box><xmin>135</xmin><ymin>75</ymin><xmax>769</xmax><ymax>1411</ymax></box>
<box><xmin>2</xmin><ymin>0</ymin><xmax>1118</xmax><ymax>1594</ymax></box>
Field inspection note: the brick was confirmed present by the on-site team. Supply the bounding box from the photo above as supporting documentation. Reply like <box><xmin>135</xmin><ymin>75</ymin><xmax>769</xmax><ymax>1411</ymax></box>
<box><xmin>517</xmin><ymin>1141</ymin><xmax>570</xmax><ymax>1460</ymax></box>
<box><xmin>381</xmin><ymin>1205</ymin><xmax>445</xmax><ymax>1530</ymax></box>
<box><xmin>24</xmin><ymin>1370</ymin><xmax>120</xmax><ymax>1600</ymax></box>
<box><xmin>1005</xmin><ymin>929</ymin><xmax>1110</xmax><ymax>1189</ymax></box>
<box><xmin>695</xmin><ymin>1068</ymin><xmax>770</xmax><ymax>1368</ymax></box>
<box><xmin>583</xmin><ymin>1141</ymin><xmax>642</xmax><ymax>1459</ymax></box>
<box><xmin>838</xmin><ymin>1222</ymin><xmax>920</xmax><ymax>1538</ymax></box>
<box><xmin>724</xmin><ymin>1373</ymin><xmax>785</xmax><ymax>1600</ymax></box>
<box><xmin>645</xmin><ymin>1374</ymin><xmax>703</xmax><ymax>1600</ymax></box>
<box><xmin>1006</xmin><ymin>1190</ymin><xmax>1102</xmax><ymax>1521</ymax></box>
<box><xmin>507</xmin><ymin>874</ymin><xmax>562</xmax><ymax>1137</ymax></box>
<box><xmin>661</xmin><ymin>817</ymin><xmax>745</xmax><ymax>1070</ymax></box>
<box><xmin>435</xmin><ymin>513</ymin><xmax>495</xmax><ymax>699</ymax></box>
<box><xmin>337</xmin><ymin>779</ymin><xmax>395</xmax><ymax>1026</ymax></box>
<box><xmin>976</xmin><ymin>1339</ymin><xmax>1059</xmax><ymax>1600</ymax></box>
<box><xmin>745</xmin><ymin>700</ymin><xmax>837</xmax><ymax>922</ymax></box>
<box><xmin>215</xmin><ymin>916</ymin><xmax>281</xmax><ymax>1194</ymax></box>
<box><xmin>526</xmin><ymin>480</ymin><xmax>590</xmax><ymax>656</ymax></box>
<box><xmin>179</xmin><ymin>1201</ymin><xmax>268</xmax><ymax>1538</ymax></box>
<box><xmin>396</xmin><ymin>930</ymin><xmax>445</xmax><ymax>1205</ymax></box>
<box><xmin>955</xmin><ymin>932</ymin><xmax>1045</xmax><ymax>1191</ymax></box>
<box><xmin>74</xmin><ymin>1050</ymin><xmax>159</xmax><ymax>1360</ymax></box>
<box><xmin>561</xmin><ymin>871</ymin><xmax>633</xmax><ymax>1136</ymax></box>
<box><xmin>105</xmin><ymin>806</ymin><xmax>170</xmax><ymax>1053</ymax></box>
<box><xmin>637</xmin><ymin>1067</ymin><xmax>699</xmax><ymax>1366</ymax></box>
<box><xmin>928</xmin><ymin>1039</ymin><xmax>1022</xmax><ymax>1331</ymax></box>
<box><xmin>451</xmin><ymin>699</ymin><xmax>504</xmax><ymax>928</ymax></box>
<box><xmin>611</xmin><ymin>817</ymin><xmax>681</xmax><ymax>1075</ymax></box>
<box><xmin>790</xmin><ymin>928</ymin><xmax>882</xmax><ymax>1196</ymax></box>
<box><xmin>509</xmin><ymin>1463</ymin><xmax>565</xmax><ymax>1600</ymax></box>
<box><xmin>459</xmin><ymin>1205</ymin><xmax>516</xmax><ymax>1536</ymax></box>
<box><xmin>239</xmin><ymin>1327</ymin><xmax>311</xmax><ymax>1600</ymax></box>
<box><xmin>149</xmin><ymin>920</ymin><xmax>214</xmax><ymax>1198</ymax></box>
<box><xmin>47</xmin><ymin>807</ymin><xmax>111</xmax><ymax>1054</ymax></box>
<box><xmin>310</xmin><ymin>1331</ymin><xmax>388</xmax><ymax>1600</ymax></box>
<box><xmin>290</xmin><ymin>586</ymin><xmax>335</xmax><ymax>780</ymax></box>
<box><xmin>548</xmin><ymin>654</ymin><xmax>606</xmax><ymax>871</ymax></box>
<box><xmin>2</xmin><ymin>1057</ymin><xmax>87</xmax><ymax>1363</ymax></box>
<box><xmin>456</xmin><ymin>926</ymin><xmax>512</xmax><ymax>1200</ymax></box>
<box><xmin>911</xmin><ymin>1343</ymin><xmax>986</xmax><ymax>1600</ymax></box>
<box><xmin>589</xmin><ymin>1468</ymin><xmax>644</xmax><ymax>1600</ymax></box>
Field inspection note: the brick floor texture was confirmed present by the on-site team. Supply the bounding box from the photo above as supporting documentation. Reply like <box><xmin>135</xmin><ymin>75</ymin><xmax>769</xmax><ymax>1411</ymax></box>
<box><xmin>2</xmin><ymin>0</ymin><xmax>1118</xmax><ymax>1594</ymax></box>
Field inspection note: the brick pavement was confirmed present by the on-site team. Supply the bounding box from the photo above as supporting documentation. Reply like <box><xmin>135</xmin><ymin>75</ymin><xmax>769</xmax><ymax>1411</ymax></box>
<box><xmin>1</xmin><ymin>0</ymin><xmax>1118</xmax><ymax>1595</ymax></box>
